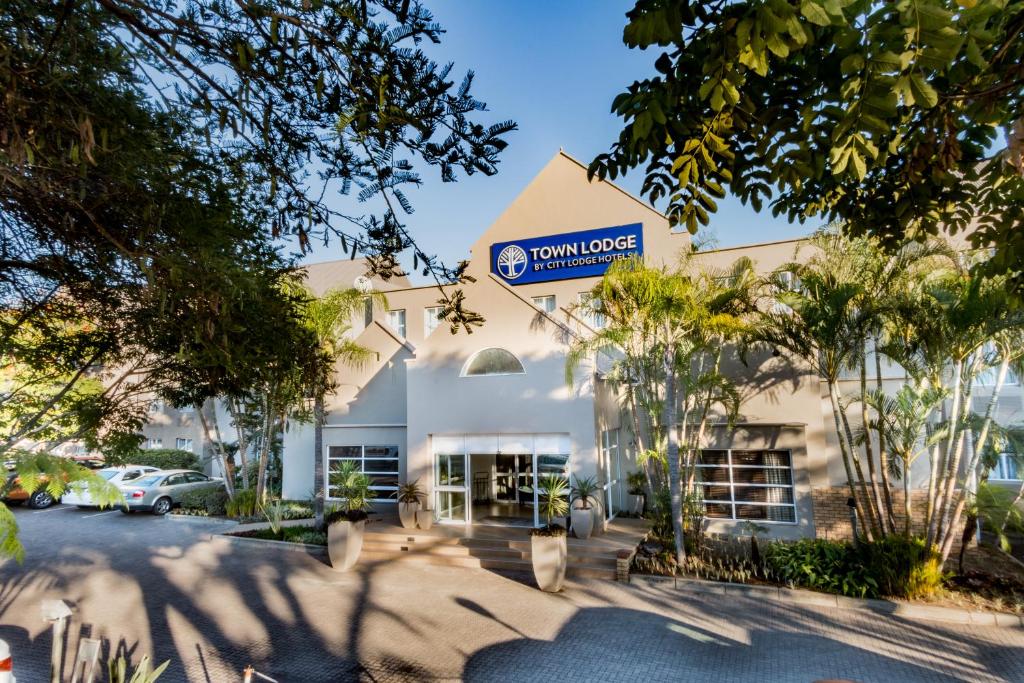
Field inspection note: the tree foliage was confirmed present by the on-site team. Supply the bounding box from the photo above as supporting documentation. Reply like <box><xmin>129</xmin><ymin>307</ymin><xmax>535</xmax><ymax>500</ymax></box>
<box><xmin>593</xmin><ymin>0</ymin><xmax>1024</xmax><ymax>294</ymax></box>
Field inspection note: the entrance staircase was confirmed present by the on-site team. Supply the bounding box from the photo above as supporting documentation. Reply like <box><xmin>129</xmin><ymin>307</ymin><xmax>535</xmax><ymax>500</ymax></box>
<box><xmin>359</xmin><ymin>519</ymin><xmax>646</xmax><ymax>580</ymax></box>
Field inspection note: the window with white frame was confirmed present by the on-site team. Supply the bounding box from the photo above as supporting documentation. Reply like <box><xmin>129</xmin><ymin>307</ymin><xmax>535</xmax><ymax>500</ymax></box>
<box><xmin>424</xmin><ymin>306</ymin><xmax>444</xmax><ymax>337</ymax></box>
<box><xmin>145</xmin><ymin>438</ymin><xmax>163</xmax><ymax>449</ymax></box>
<box><xmin>386</xmin><ymin>309</ymin><xmax>406</xmax><ymax>338</ymax></box>
<box><xmin>177</xmin><ymin>404</ymin><xmax>195</xmax><ymax>414</ymax></box>
<box><xmin>991</xmin><ymin>452</ymin><xmax>1020</xmax><ymax>481</ymax></box>
<box><xmin>327</xmin><ymin>445</ymin><xmax>399</xmax><ymax>501</ymax></box>
<box><xmin>461</xmin><ymin>348</ymin><xmax>525</xmax><ymax>376</ymax></box>
<box><xmin>696</xmin><ymin>449</ymin><xmax>796</xmax><ymax>523</ymax></box>
<box><xmin>577</xmin><ymin>292</ymin><xmax>606</xmax><ymax>329</ymax></box>
<box><xmin>175</xmin><ymin>438</ymin><xmax>194</xmax><ymax>452</ymax></box>
<box><xmin>532</xmin><ymin>295</ymin><xmax>556</xmax><ymax>314</ymax></box>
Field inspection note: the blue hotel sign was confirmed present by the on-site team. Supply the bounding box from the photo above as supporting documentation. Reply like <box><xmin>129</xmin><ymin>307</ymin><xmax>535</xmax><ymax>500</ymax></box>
<box><xmin>490</xmin><ymin>223</ymin><xmax>644</xmax><ymax>285</ymax></box>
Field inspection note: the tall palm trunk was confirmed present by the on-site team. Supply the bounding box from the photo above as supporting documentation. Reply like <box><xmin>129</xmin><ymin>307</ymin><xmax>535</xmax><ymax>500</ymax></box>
<box><xmin>939</xmin><ymin>356</ymin><xmax>1010</xmax><ymax>561</ymax></box>
<box><xmin>873</xmin><ymin>340</ymin><xmax>897</xmax><ymax>533</ymax></box>
<box><xmin>859</xmin><ymin>349</ymin><xmax>888</xmax><ymax>535</ymax></box>
<box><xmin>903</xmin><ymin>453</ymin><xmax>913</xmax><ymax>537</ymax></box>
<box><xmin>198</xmin><ymin>401</ymin><xmax>235</xmax><ymax>499</ymax></box>
<box><xmin>313</xmin><ymin>393</ymin><xmax>326</xmax><ymax>531</ymax></box>
<box><xmin>663</xmin><ymin>346</ymin><xmax>686</xmax><ymax>565</ymax></box>
<box><xmin>829</xmin><ymin>382</ymin><xmax>871</xmax><ymax>540</ymax></box>
<box><xmin>929</xmin><ymin>358</ymin><xmax>963</xmax><ymax>547</ymax></box>
<box><xmin>228</xmin><ymin>397</ymin><xmax>251</xmax><ymax>490</ymax></box>
<box><xmin>626</xmin><ymin>382</ymin><xmax>654</xmax><ymax>512</ymax></box>
<box><xmin>935</xmin><ymin>359</ymin><xmax>976</xmax><ymax>553</ymax></box>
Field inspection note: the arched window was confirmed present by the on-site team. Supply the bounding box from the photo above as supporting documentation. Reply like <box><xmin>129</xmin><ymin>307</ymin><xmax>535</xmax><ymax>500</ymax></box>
<box><xmin>461</xmin><ymin>348</ymin><xmax>525</xmax><ymax>376</ymax></box>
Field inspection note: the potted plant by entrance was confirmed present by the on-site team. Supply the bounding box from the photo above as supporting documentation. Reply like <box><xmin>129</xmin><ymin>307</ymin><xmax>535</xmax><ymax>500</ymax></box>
<box><xmin>531</xmin><ymin>473</ymin><xmax>570</xmax><ymax>592</ymax></box>
<box><xmin>397</xmin><ymin>479</ymin><xmax>424</xmax><ymax>529</ymax></box>
<box><xmin>627</xmin><ymin>471</ymin><xmax>647</xmax><ymax>516</ymax></box>
<box><xmin>326</xmin><ymin>462</ymin><xmax>373</xmax><ymax>572</ymax></box>
<box><xmin>569</xmin><ymin>475</ymin><xmax>599</xmax><ymax>540</ymax></box>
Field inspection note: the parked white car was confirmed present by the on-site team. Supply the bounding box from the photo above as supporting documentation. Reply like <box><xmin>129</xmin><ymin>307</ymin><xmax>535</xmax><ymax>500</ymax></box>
<box><xmin>62</xmin><ymin>466</ymin><xmax>160</xmax><ymax>507</ymax></box>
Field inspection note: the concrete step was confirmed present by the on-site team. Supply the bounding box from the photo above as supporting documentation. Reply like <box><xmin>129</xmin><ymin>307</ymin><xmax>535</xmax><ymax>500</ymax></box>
<box><xmin>359</xmin><ymin>550</ymin><xmax>616</xmax><ymax>579</ymax></box>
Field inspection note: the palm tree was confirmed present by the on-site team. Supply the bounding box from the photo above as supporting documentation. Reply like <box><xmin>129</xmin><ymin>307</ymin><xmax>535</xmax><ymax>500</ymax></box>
<box><xmin>861</xmin><ymin>384</ymin><xmax>948</xmax><ymax>536</ymax></box>
<box><xmin>300</xmin><ymin>286</ymin><xmax>382</xmax><ymax>531</ymax></box>
<box><xmin>567</xmin><ymin>254</ymin><xmax>755</xmax><ymax>565</ymax></box>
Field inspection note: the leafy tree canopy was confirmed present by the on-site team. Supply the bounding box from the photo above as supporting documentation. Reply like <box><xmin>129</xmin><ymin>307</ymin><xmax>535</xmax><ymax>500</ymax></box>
<box><xmin>592</xmin><ymin>0</ymin><xmax>1024</xmax><ymax>293</ymax></box>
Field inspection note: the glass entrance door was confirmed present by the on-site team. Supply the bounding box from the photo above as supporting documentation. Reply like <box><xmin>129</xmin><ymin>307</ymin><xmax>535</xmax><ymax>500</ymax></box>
<box><xmin>434</xmin><ymin>451</ymin><xmax>467</xmax><ymax>523</ymax></box>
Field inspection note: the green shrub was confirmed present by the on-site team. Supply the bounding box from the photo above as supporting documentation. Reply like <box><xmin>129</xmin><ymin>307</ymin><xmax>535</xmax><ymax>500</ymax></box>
<box><xmin>858</xmin><ymin>535</ymin><xmax>944</xmax><ymax>599</ymax></box>
<box><xmin>765</xmin><ymin>538</ymin><xmax>878</xmax><ymax>598</ymax></box>
<box><xmin>178</xmin><ymin>484</ymin><xmax>229</xmax><ymax>515</ymax></box>
<box><xmin>128</xmin><ymin>448</ymin><xmax>201</xmax><ymax>471</ymax></box>
<box><xmin>226</xmin><ymin>488</ymin><xmax>258</xmax><ymax>518</ymax></box>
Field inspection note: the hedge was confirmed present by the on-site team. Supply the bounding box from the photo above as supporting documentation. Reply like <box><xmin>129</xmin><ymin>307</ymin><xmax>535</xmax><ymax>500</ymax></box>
<box><xmin>179</xmin><ymin>484</ymin><xmax>229</xmax><ymax>515</ymax></box>
<box><xmin>127</xmin><ymin>448</ymin><xmax>202</xmax><ymax>472</ymax></box>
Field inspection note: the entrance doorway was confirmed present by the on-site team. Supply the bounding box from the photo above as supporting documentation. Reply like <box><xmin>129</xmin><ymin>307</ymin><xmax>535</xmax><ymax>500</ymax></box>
<box><xmin>431</xmin><ymin>434</ymin><xmax>570</xmax><ymax>527</ymax></box>
<box><xmin>470</xmin><ymin>453</ymin><xmax>533</xmax><ymax>527</ymax></box>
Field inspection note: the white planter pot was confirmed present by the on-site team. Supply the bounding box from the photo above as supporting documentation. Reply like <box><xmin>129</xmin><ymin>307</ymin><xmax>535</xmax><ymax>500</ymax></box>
<box><xmin>630</xmin><ymin>494</ymin><xmax>645</xmax><ymax>515</ymax></box>
<box><xmin>416</xmin><ymin>509</ymin><xmax>434</xmax><ymax>530</ymax></box>
<box><xmin>531</xmin><ymin>533</ymin><xmax>567</xmax><ymax>592</ymax></box>
<box><xmin>571</xmin><ymin>507</ymin><xmax>593</xmax><ymax>539</ymax></box>
<box><xmin>398</xmin><ymin>501</ymin><xmax>419</xmax><ymax>529</ymax></box>
<box><xmin>327</xmin><ymin>519</ymin><xmax>366</xmax><ymax>572</ymax></box>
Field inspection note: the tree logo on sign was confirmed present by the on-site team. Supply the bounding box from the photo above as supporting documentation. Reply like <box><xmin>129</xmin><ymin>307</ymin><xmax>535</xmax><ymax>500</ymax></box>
<box><xmin>496</xmin><ymin>245</ymin><xmax>528</xmax><ymax>280</ymax></box>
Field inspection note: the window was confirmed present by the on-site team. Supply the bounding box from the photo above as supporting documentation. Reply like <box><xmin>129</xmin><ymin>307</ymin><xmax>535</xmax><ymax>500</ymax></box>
<box><xmin>696</xmin><ymin>449</ymin><xmax>796</xmax><ymax>523</ymax></box>
<box><xmin>387</xmin><ymin>309</ymin><xmax>406</xmax><ymax>338</ymax></box>
<box><xmin>462</xmin><ymin>348</ymin><xmax>525</xmax><ymax>376</ymax></box>
<box><xmin>148</xmin><ymin>400</ymin><xmax>164</xmax><ymax>414</ymax></box>
<box><xmin>145</xmin><ymin>438</ymin><xmax>163</xmax><ymax>449</ymax></box>
<box><xmin>991</xmin><ymin>453</ymin><xmax>1020</xmax><ymax>481</ymax></box>
<box><xmin>327</xmin><ymin>445</ymin><xmax>400</xmax><ymax>501</ymax></box>
<box><xmin>363</xmin><ymin>297</ymin><xmax>373</xmax><ymax>327</ymax></box>
<box><xmin>164</xmin><ymin>473</ymin><xmax>187</xmax><ymax>486</ymax></box>
<box><xmin>577</xmin><ymin>292</ymin><xmax>606</xmax><ymax>329</ymax></box>
<box><xmin>185</xmin><ymin>472</ymin><xmax>208</xmax><ymax>483</ymax></box>
<box><xmin>177</xmin><ymin>404</ymin><xmax>195</xmax><ymax>415</ymax></box>
<box><xmin>175</xmin><ymin>438</ymin><xmax>194</xmax><ymax>452</ymax></box>
<box><xmin>532</xmin><ymin>295</ymin><xmax>556</xmax><ymax>314</ymax></box>
<box><xmin>424</xmin><ymin>306</ymin><xmax>444</xmax><ymax>337</ymax></box>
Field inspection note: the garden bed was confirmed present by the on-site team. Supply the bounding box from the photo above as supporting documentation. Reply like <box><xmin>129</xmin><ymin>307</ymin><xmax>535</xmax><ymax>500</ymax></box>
<box><xmin>226</xmin><ymin>525</ymin><xmax>326</xmax><ymax>546</ymax></box>
<box><xmin>633</xmin><ymin>535</ymin><xmax>1024</xmax><ymax>616</ymax></box>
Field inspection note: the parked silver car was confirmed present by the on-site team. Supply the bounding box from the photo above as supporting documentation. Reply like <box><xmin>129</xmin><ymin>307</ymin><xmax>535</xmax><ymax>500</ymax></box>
<box><xmin>119</xmin><ymin>469</ymin><xmax>222</xmax><ymax>515</ymax></box>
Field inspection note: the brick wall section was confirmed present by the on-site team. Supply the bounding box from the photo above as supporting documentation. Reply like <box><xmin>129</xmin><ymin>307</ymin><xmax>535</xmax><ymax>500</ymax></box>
<box><xmin>811</xmin><ymin>487</ymin><xmax>969</xmax><ymax>551</ymax></box>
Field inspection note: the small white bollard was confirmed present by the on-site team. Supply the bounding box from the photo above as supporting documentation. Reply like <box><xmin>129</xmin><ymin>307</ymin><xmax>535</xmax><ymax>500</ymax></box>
<box><xmin>41</xmin><ymin>600</ymin><xmax>72</xmax><ymax>683</ymax></box>
<box><xmin>0</xmin><ymin>637</ymin><xmax>15</xmax><ymax>683</ymax></box>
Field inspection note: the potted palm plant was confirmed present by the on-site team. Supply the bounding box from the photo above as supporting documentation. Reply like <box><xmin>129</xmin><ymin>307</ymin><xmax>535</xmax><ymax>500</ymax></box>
<box><xmin>627</xmin><ymin>471</ymin><xmax>647</xmax><ymax>516</ymax></box>
<box><xmin>569</xmin><ymin>475</ymin><xmax>599</xmax><ymax>539</ymax></box>
<box><xmin>530</xmin><ymin>473</ymin><xmax>570</xmax><ymax>592</ymax></box>
<box><xmin>326</xmin><ymin>462</ymin><xmax>372</xmax><ymax>571</ymax></box>
<box><xmin>397</xmin><ymin>478</ymin><xmax>424</xmax><ymax>529</ymax></box>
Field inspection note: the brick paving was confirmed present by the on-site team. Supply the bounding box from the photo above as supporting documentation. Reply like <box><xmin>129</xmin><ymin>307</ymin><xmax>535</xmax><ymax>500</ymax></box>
<box><xmin>1</xmin><ymin>505</ymin><xmax>1023</xmax><ymax>682</ymax></box>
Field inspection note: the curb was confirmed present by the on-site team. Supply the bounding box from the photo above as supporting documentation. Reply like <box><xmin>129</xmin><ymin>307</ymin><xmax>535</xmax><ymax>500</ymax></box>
<box><xmin>218</xmin><ymin>532</ymin><xmax>327</xmax><ymax>556</ymax></box>
<box><xmin>630</xmin><ymin>575</ymin><xmax>1024</xmax><ymax>627</ymax></box>
<box><xmin>166</xmin><ymin>514</ymin><xmax>239</xmax><ymax>526</ymax></box>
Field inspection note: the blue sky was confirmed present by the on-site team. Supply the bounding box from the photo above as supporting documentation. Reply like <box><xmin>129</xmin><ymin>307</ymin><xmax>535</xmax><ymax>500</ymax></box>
<box><xmin>301</xmin><ymin>1</ymin><xmax>812</xmax><ymax>279</ymax></box>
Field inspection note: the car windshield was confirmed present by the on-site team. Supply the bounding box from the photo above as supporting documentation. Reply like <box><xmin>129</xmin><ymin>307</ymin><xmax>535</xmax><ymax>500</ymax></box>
<box><xmin>133</xmin><ymin>475</ymin><xmax>163</xmax><ymax>487</ymax></box>
<box><xmin>99</xmin><ymin>470</ymin><xmax>120</xmax><ymax>481</ymax></box>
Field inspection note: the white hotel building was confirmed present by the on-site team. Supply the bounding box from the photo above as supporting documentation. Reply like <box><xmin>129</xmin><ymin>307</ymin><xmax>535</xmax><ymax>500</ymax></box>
<box><xmin>278</xmin><ymin>151</ymin><xmax>1024</xmax><ymax>540</ymax></box>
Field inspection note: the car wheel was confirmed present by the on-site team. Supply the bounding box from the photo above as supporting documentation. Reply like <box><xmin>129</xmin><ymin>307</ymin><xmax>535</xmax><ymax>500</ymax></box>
<box><xmin>152</xmin><ymin>497</ymin><xmax>172</xmax><ymax>516</ymax></box>
<box><xmin>28</xmin><ymin>490</ymin><xmax>55</xmax><ymax>509</ymax></box>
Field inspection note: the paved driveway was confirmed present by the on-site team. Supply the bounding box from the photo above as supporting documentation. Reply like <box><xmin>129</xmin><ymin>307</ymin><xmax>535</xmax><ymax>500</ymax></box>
<box><xmin>1</xmin><ymin>504</ymin><xmax>1023</xmax><ymax>682</ymax></box>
